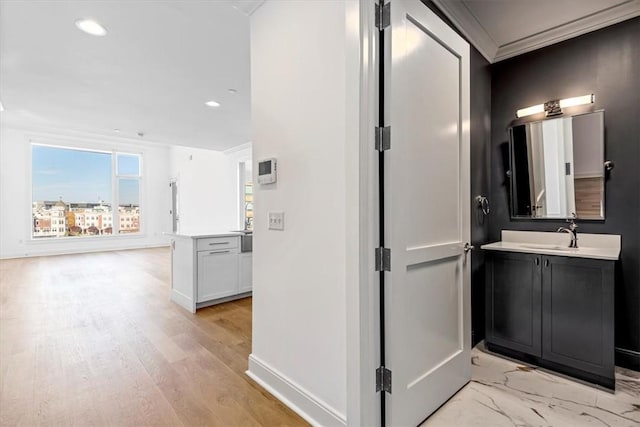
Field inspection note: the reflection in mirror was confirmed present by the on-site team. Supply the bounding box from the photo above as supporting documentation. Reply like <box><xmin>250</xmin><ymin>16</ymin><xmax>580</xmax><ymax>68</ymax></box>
<box><xmin>509</xmin><ymin>110</ymin><xmax>605</xmax><ymax>220</ymax></box>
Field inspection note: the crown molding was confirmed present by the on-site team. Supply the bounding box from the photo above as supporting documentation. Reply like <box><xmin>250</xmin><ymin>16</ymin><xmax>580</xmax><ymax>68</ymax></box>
<box><xmin>222</xmin><ymin>141</ymin><xmax>252</xmax><ymax>155</ymax></box>
<box><xmin>227</xmin><ymin>0</ymin><xmax>265</xmax><ymax>16</ymax></box>
<box><xmin>494</xmin><ymin>0</ymin><xmax>640</xmax><ymax>62</ymax></box>
<box><xmin>431</xmin><ymin>0</ymin><xmax>498</xmax><ymax>63</ymax></box>
<box><xmin>432</xmin><ymin>0</ymin><xmax>640</xmax><ymax>63</ymax></box>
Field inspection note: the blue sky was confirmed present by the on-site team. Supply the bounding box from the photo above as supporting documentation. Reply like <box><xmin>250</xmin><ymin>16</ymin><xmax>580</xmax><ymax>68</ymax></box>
<box><xmin>32</xmin><ymin>145</ymin><xmax>139</xmax><ymax>205</ymax></box>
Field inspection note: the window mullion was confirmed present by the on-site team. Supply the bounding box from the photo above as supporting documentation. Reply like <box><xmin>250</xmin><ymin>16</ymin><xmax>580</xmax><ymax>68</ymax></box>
<box><xmin>112</xmin><ymin>150</ymin><xmax>119</xmax><ymax>235</ymax></box>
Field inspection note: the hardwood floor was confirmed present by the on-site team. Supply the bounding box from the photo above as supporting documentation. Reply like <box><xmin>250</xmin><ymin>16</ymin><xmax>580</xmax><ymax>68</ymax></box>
<box><xmin>0</xmin><ymin>248</ymin><xmax>307</xmax><ymax>426</ymax></box>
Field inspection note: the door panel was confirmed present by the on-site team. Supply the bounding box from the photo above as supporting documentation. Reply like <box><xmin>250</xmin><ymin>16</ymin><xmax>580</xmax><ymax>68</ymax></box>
<box><xmin>400</xmin><ymin>24</ymin><xmax>460</xmax><ymax>248</ymax></box>
<box><xmin>405</xmin><ymin>257</ymin><xmax>462</xmax><ymax>381</ymax></box>
<box><xmin>385</xmin><ymin>1</ymin><xmax>471</xmax><ymax>425</ymax></box>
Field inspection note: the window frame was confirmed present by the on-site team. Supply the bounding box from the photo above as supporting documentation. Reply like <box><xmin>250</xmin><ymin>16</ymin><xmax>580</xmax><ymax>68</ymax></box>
<box><xmin>29</xmin><ymin>140</ymin><xmax>144</xmax><ymax>242</ymax></box>
<box><xmin>238</xmin><ymin>160</ymin><xmax>253</xmax><ymax>231</ymax></box>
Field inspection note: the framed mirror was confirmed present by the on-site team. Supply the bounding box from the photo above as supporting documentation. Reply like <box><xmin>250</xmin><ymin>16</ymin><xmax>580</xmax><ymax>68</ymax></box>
<box><xmin>509</xmin><ymin>110</ymin><xmax>605</xmax><ymax>220</ymax></box>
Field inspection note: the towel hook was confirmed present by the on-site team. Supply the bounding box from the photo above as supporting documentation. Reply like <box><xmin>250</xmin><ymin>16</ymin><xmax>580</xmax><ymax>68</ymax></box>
<box><xmin>475</xmin><ymin>195</ymin><xmax>490</xmax><ymax>216</ymax></box>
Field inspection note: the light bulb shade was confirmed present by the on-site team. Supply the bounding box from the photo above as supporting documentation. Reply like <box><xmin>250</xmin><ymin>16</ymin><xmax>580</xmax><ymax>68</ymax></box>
<box><xmin>516</xmin><ymin>104</ymin><xmax>544</xmax><ymax>118</ymax></box>
<box><xmin>559</xmin><ymin>94</ymin><xmax>594</xmax><ymax>108</ymax></box>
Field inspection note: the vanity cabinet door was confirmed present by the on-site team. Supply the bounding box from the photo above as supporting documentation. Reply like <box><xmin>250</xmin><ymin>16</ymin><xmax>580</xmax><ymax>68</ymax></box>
<box><xmin>486</xmin><ymin>252</ymin><xmax>542</xmax><ymax>357</ymax></box>
<box><xmin>541</xmin><ymin>256</ymin><xmax>614</xmax><ymax>379</ymax></box>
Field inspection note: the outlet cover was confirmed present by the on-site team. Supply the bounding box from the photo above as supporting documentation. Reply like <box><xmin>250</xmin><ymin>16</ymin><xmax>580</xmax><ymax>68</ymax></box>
<box><xmin>268</xmin><ymin>212</ymin><xmax>284</xmax><ymax>230</ymax></box>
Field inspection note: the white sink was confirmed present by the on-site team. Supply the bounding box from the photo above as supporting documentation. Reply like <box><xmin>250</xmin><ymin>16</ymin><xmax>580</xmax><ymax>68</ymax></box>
<box><xmin>481</xmin><ymin>231</ymin><xmax>620</xmax><ymax>260</ymax></box>
<box><xmin>520</xmin><ymin>243</ymin><xmax>575</xmax><ymax>251</ymax></box>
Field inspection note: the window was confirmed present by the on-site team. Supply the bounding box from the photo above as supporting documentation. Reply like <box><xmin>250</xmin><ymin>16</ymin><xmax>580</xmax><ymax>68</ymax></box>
<box><xmin>31</xmin><ymin>144</ymin><xmax>142</xmax><ymax>239</ymax></box>
<box><xmin>239</xmin><ymin>160</ymin><xmax>253</xmax><ymax>230</ymax></box>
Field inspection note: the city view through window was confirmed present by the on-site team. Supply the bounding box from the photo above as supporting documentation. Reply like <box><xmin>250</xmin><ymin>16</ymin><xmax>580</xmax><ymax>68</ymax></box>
<box><xmin>32</xmin><ymin>144</ymin><xmax>141</xmax><ymax>239</ymax></box>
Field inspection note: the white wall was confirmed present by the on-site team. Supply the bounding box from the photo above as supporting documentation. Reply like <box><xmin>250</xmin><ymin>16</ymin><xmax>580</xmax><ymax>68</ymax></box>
<box><xmin>0</xmin><ymin>126</ymin><xmax>172</xmax><ymax>258</ymax></box>
<box><xmin>169</xmin><ymin>143</ymin><xmax>251</xmax><ymax>234</ymax></box>
<box><xmin>248</xmin><ymin>2</ymin><xmax>365</xmax><ymax>425</ymax></box>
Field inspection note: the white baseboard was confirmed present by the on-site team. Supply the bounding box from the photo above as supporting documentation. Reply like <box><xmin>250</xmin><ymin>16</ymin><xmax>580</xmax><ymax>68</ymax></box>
<box><xmin>0</xmin><ymin>243</ymin><xmax>169</xmax><ymax>259</ymax></box>
<box><xmin>246</xmin><ymin>354</ymin><xmax>346</xmax><ymax>427</ymax></box>
<box><xmin>171</xmin><ymin>289</ymin><xmax>195</xmax><ymax>313</ymax></box>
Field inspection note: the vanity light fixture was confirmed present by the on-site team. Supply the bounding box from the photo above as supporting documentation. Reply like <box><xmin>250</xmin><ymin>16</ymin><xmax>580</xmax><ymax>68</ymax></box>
<box><xmin>515</xmin><ymin>94</ymin><xmax>594</xmax><ymax>119</ymax></box>
<box><xmin>75</xmin><ymin>18</ymin><xmax>107</xmax><ymax>36</ymax></box>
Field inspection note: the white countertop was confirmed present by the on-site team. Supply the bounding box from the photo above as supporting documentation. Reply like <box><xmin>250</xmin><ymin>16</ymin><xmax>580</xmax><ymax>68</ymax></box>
<box><xmin>481</xmin><ymin>230</ymin><xmax>620</xmax><ymax>261</ymax></box>
<box><xmin>166</xmin><ymin>231</ymin><xmax>242</xmax><ymax>239</ymax></box>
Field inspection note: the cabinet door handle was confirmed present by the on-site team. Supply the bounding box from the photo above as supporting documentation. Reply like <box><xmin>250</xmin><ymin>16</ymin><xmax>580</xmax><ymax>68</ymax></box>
<box><xmin>209</xmin><ymin>250</ymin><xmax>230</xmax><ymax>255</ymax></box>
<box><xmin>544</xmin><ymin>259</ymin><xmax>549</xmax><ymax>267</ymax></box>
<box><xmin>535</xmin><ymin>257</ymin><xmax>539</xmax><ymax>266</ymax></box>
<box><xmin>209</xmin><ymin>242</ymin><xmax>229</xmax><ymax>246</ymax></box>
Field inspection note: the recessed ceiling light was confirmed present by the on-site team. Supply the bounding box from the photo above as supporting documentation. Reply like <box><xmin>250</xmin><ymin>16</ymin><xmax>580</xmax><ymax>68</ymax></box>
<box><xmin>113</xmin><ymin>128</ymin><xmax>121</xmax><ymax>133</ymax></box>
<box><xmin>75</xmin><ymin>18</ymin><xmax>107</xmax><ymax>36</ymax></box>
<box><xmin>205</xmin><ymin>100</ymin><xmax>221</xmax><ymax>107</ymax></box>
<box><xmin>228</xmin><ymin>89</ymin><xmax>237</xmax><ymax>94</ymax></box>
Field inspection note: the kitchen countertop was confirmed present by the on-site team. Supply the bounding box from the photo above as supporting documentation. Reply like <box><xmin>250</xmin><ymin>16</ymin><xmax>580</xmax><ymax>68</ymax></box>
<box><xmin>165</xmin><ymin>231</ymin><xmax>243</xmax><ymax>239</ymax></box>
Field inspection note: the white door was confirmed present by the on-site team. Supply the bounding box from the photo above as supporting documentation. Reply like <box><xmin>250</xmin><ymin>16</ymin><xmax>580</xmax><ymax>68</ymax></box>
<box><xmin>384</xmin><ymin>1</ymin><xmax>471</xmax><ymax>425</ymax></box>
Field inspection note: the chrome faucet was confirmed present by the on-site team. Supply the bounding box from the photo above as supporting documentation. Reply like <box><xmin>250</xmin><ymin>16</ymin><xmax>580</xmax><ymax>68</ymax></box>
<box><xmin>557</xmin><ymin>219</ymin><xmax>578</xmax><ymax>248</ymax></box>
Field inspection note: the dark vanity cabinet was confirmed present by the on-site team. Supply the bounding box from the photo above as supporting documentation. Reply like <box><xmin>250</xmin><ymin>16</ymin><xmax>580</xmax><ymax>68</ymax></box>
<box><xmin>486</xmin><ymin>251</ymin><xmax>615</xmax><ymax>389</ymax></box>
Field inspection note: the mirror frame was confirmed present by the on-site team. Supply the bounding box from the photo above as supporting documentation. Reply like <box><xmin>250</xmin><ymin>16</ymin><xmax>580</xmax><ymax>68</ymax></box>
<box><xmin>508</xmin><ymin>109</ymin><xmax>606</xmax><ymax>221</ymax></box>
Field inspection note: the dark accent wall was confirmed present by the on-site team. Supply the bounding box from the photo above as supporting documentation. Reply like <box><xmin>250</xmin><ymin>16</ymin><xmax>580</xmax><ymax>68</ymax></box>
<box><xmin>423</xmin><ymin>0</ymin><xmax>493</xmax><ymax>346</ymax></box>
<box><xmin>469</xmin><ymin>47</ymin><xmax>492</xmax><ymax>346</ymax></box>
<box><xmin>490</xmin><ymin>18</ymin><xmax>640</xmax><ymax>369</ymax></box>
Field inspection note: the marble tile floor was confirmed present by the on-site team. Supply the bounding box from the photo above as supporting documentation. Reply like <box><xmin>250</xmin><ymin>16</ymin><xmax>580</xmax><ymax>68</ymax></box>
<box><xmin>423</xmin><ymin>346</ymin><xmax>640</xmax><ymax>427</ymax></box>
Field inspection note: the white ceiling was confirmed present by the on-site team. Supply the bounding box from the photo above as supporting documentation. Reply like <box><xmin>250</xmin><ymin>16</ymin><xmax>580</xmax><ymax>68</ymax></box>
<box><xmin>0</xmin><ymin>1</ymin><xmax>254</xmax><ymax>150</ymax></box>
<box><xmin>432</xmin><ymin>0</ymin><xmax>640</xmax><ymax>63</ymax></box>
<box><xmin>2</xmin><ymin>0</ymin><xmax>638</xmax><ymax>148</ymax></box>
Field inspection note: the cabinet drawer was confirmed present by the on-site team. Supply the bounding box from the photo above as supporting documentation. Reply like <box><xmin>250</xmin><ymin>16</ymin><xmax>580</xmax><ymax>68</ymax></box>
<box><xmin>196</xmin><ymin>236</ymin><xmax>238</xmax><ymax>251</ymax></box>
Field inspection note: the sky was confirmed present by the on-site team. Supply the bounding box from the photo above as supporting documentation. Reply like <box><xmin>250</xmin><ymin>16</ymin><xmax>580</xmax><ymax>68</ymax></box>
<box><xmin>32</xmin><ymin>145</ymin><xmax>140</xmax><ymax>205</ymax></box>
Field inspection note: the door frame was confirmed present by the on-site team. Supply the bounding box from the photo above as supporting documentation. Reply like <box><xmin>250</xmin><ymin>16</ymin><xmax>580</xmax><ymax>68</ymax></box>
<box><xmin>345</xmin><ymin>1</ymin><xmax>381</xmax><ymax>426</ymax></box>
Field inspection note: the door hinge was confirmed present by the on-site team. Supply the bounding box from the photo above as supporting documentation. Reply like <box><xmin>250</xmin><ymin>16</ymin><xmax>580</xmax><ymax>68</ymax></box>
<box><xmin>375</xmin><ymin>247</ymin><xmax>391</xmax><ymax>271</ymax></box>
<box><xmin>376</xmin><ymin>367</ymin><xmax>392</xmax><ymax>393</ymax></box>
<box><xmin>375</xmin><ymin>126</ymin><xmax>390</xmax><ymax>151</ymax></box>
<box><xmin>375</xmin><ymin>2</ymin><xmax>390</xmax><ymax>30</ymax></box>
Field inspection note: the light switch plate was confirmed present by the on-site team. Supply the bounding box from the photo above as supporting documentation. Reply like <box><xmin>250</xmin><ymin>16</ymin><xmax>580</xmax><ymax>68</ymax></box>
<box><xmin>268</xmin><ymin>212</ymin><xmax>284</xmax><ymax>230</ymax></box>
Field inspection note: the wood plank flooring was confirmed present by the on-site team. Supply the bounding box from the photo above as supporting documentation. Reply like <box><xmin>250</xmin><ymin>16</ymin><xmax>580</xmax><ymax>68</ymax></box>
<box><xmin>0</xmin><ymin>248</ymin><xmax>307</xmax><ymax>426</ymax></box>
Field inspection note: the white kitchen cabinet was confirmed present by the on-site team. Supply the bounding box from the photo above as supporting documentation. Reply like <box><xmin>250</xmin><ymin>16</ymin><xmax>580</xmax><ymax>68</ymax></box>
<box><xmin>170</xmin><ymin>233</ymin><xmax>251</xmax><ymax>312</ymax></box>
<box><xmin>197</xmin><ymin>250</ymin><xmax>239</xmax><ymax>302</ymax></box>
<box><xmin>238</xmin><ymin>253</ymin><xmax>253</xmax><ymax>293</ymax></box>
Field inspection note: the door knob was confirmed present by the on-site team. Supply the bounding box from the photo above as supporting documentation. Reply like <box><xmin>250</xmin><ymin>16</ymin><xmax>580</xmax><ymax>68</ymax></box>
<box><xmin>464</xmin><ymin>243</ymin><xmax>474</xmax><ymax>253</ymax></box>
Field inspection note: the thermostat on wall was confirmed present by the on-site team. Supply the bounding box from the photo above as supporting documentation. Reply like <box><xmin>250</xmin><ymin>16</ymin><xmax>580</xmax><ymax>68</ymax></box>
<box><xmin>258</xmin><ymin>158</ymin><xmax>277</xmax><ymax>184</ymax></box>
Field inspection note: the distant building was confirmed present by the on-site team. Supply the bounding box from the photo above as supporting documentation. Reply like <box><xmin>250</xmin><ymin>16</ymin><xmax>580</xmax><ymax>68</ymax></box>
<box><xmin>32</xmin><ymin>200</ymin><xmax>68</xmax><ymax>238</ymax></box>
<box><xmin>32</xmin><ymin>200</ymin><xmax>140</xmax><ymax>238</ymax></box>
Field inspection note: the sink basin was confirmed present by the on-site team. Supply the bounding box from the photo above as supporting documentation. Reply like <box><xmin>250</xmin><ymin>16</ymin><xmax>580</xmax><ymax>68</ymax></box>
<box><xmin>520</xmin><ymin>243</ymin><xmax>574</xmax><ymax>251</ymax></box>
